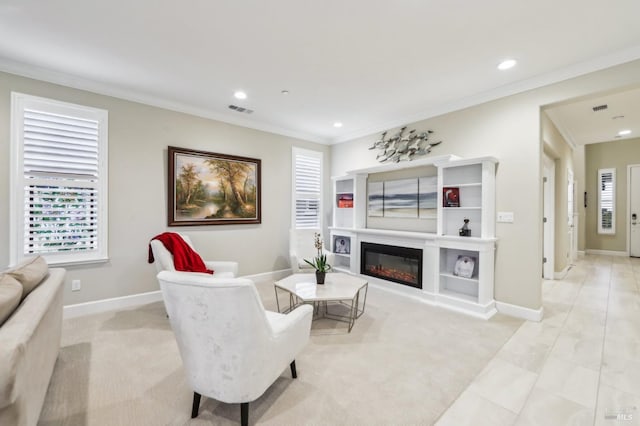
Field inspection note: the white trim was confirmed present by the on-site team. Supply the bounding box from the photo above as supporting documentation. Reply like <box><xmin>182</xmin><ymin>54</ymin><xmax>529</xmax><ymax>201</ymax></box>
<box><xmin>554</xmin><ymin>265</ymin><xmax>571</xmax><ymax>280</ymax></box>
<box><xmin>597</xmin><ymin>168</ymin><xmax>616</xmax><ymax>235</ymax></box>
<box><xmin>496</xmin><ymin>301</ymin><xmax>544</xmax><ymax>322</ymax></box>
<box><xmin>543</xmin><ymin>154</ymin><xmax>555</xmax><ymax>279</ymax></box>
<box><xmin>627</xmin><ymin>164</ymin><xmax>640</xmax><ymax>257</ymax></box>
<box><xmin>10</xmin><ymin>92</ymin><xmax>109</xmax><ymax>266</ymax></box>
<box><xmin>244</xmin><ymin>268</ymin><xmax>292</xmax><ymax>284</ymax></box>
<box><xmin>577</xmin><ymin>250</ymin><xmax>586</xmax><ymax>257</ymax></box>
<box><xmin>62</xmin><ymin>269</ymin><xmax>294</xmax><ymax>319</ymax></box>
<box><xmin>333</xmin><ymin>44</ymin><xmax>640</xmax><ymax>144</ymax></box>
<box><xmin>64</xmin><ymin>290</ymin><xmax>163</xmax><ymax>319</ymax></box>
<box><xmin>3</xmin><ymin>44</ymin><xmax>640</xmax><ymax>146</ymax></box>
<box><xmin>291</xmin><ymin>147</ymin><xmax>324</xmax><ymax>230</ymax></box>
<box><xmin>585</xmin><ymin>249</ymin><xmax>629</xmax><ymax>256</ymax></box>
<box><xmin>0</xmin><ymin>58</ymin><xmax>326</xmax><ymax>145</ymax></box>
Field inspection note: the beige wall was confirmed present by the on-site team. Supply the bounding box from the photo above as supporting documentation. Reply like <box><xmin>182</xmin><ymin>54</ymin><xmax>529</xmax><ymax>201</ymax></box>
<box><xmin>585</xmin><ymin>137</ymin><xmax>640</xmax><ymax>252</ymax></box>
<box><xmin>0</xmin><ymin>71</ymin><xmax>330</xmax><ymax>305</ymax></box>
<box><xmin>332</xmin><ymin>59</ymin><xmax>640</xmax><ymax>310</ymax></box>
<box><xmin>541</xmin><ymin>113</ymin><xmax>574</xmax><ymax>272</ymax></box>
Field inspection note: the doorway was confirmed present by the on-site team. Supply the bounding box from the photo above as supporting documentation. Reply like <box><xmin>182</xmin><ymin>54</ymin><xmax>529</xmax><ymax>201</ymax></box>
<box><xmin>629</xmin><ymin>165</ymin><xmax>640</xmax><ymax>257</ymax></box>
<box><xmin>543</xmin><ymin>155</ymin><xmax>555</xmax><ymax>279</ymax></box>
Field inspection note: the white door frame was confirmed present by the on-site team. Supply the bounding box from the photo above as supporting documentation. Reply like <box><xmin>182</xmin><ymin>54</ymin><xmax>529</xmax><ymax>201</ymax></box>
<box><xmin>627</xmin><ymin>164</ymin><xmax>640</xmax><ymax>256</ymax></box>
<box><xmin>567</xmin><ymin>169</ymin><xmax>576</xmax><ymax>263</ymax></box>
<box><xmin>543</xmin><ymin>154</ymin><xmax>555</xmax><ymax>279</ymax></box>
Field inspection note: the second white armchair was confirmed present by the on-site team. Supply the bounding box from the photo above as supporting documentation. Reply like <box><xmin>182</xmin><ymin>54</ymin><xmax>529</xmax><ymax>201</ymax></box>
<box><xmin>289</xmin><ymin>228</ymin><xmax>335</xmax><ymax>273</ymax></box>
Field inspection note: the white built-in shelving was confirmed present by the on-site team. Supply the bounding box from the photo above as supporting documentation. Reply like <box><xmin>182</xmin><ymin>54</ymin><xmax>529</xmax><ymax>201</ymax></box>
<box><xmin>329</xmin><ymin>155</ymin><xmax>498</xmax><ymax>319</ymax></box>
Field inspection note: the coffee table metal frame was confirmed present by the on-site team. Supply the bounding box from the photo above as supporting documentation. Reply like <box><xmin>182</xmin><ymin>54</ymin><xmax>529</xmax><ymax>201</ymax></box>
<box><xmin>274</xmin><ymin>273</ymin><xmax>368</xmax><ymax>332</ymax></box>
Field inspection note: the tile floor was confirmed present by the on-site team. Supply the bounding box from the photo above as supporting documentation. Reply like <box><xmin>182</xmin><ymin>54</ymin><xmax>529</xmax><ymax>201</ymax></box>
<box><xmin>436</xmin><ymin>255</ymin><xmax>640</xmax><ymax>426</ymax></box>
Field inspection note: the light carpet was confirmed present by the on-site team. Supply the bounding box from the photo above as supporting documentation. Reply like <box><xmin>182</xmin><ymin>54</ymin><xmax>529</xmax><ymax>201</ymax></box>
<box><xmin>39</xmin><ymin>282</ymin><xmax>522</xmax><ymax>425</ymax></box>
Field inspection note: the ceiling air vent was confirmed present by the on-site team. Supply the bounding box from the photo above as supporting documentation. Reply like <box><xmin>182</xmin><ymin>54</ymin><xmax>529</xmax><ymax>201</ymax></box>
<box><xmin>228</xmin><ymin>104</ymin><xmax>254</xmax><ymax>114</ymax></box>
<box><xmin>592</xmin><ymin>104</ymin><xmax>608</xmax><ymax>112</ymax></box>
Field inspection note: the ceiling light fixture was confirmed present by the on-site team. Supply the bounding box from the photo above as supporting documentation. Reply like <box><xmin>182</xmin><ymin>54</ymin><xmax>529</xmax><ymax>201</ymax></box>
<box><xmin>618</xmin><ymin>129</ymin><xmax>632</xmax><ymax>136</ymax></box>
<box><xmin>281</xmin><ymin>90</ymin><xmax>289</xmax><ymax>95</ymax></box>
<box><xmin>612</xmin><ymin>115</ymin><xmax>625</xmax><ymax>120</ymax></box>
<box><xmin>333</xmin><ymin>122</ymin><xmax>343</xmax><ymax>128</ymax></box>
<box><xmin>497</xmin><ymin>59</ymin><xmax>517</xmax><ymax>70</ymax></box>
<box><xmin>233</xmin><ymin>91</ymin><xmax>247</xmax><ymax>100</ymax></box>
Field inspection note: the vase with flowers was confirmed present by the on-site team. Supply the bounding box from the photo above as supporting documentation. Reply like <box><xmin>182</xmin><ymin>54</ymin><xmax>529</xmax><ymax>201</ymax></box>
<box><xmin>304</xmin><ymin>232</ymin><xmax>331</xmax><ymax>284</ymax></box>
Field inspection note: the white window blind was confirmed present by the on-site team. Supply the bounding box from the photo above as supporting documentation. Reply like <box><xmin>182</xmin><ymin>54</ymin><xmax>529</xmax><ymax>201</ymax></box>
<box><xmin>292</xmin><ymin>148</ymin><xmax>322</xmax><ymax>229</ymax></box>
<box><xmin>10</xmin><ymin>93</ymin><xmax>108</xmax><ymax>265</ymax></box>
<box><xmin>597</xmin><ymin>168</ymin><xmax>615</xmax><ymax>235</ymax></box>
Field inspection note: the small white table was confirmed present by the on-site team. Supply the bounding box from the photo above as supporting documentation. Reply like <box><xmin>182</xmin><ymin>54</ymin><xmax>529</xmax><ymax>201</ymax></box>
<box><xmin>274</xmin><ymin>273</ymin><xmax>368</xmax><ymax>332</ymax></box>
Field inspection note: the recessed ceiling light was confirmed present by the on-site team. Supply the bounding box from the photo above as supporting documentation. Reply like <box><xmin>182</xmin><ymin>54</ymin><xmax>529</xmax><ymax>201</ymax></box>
<box><xmin>333</xmin><ymin>122</ymin><xmax>343</xmax><ymax>128</ymax></box>
<box><xmin>281</xmin><ymin>90</ymin><xmax>289</xmax><ymax>95</ymax></box>
<box><xmin>497</xmin><ymin>59</ymin><xmax>517</xmax><ymax>70</ymax></box>
<box><xmin>618</xmin><ymin>129</ymin><xmax>632</xmax><ymax>136</ymax></box>
<box><xmin>612</xmin><ymin>115</ymin><xmax>625</xmax><ymax>120</ymax></box>
<box><xmin>233</xmin><ymin>91</ymin><xmax>247</xmax><ymax>100</ymax></box>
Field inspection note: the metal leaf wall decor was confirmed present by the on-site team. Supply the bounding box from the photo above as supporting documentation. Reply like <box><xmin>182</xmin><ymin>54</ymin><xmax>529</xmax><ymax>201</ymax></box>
<box><xmin>369</xmin><ymin>126</ymin><xmax>442</xmax><ymax>163</ymax></box>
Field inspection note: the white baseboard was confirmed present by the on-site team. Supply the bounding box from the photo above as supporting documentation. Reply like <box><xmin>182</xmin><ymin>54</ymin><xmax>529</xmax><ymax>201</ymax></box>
<box><xmin>554</xmin><ymin>265</ymin><xmax>570</xmax><ymax>280</ymax></box>
<box><xmin>496</xmin><ymin>301</ymin><xmax>544</xmax><ymax>322</ymax></box>
<box><xmin>64</xmin><ymin>290</ymin><xmax>163</xmax><ymax>319</ymax></box>
<box><xmin>63</xmin><ymin>269</ymin><xmax>293</xmax><ymax>319</ymax></box>
<box><xmin>245</xmin><ymin>268</ymin><xmax>292</xmax><ymax>284</ymax></box>
<box><xmin>585</xmin><ymin>249</ymin><xmax>628</xmax><ymax>257</ymax></box>
<box><xmin>577</xmin><ymin>251</ymin><xmax>585</xmax><ymax>257</ymax></box>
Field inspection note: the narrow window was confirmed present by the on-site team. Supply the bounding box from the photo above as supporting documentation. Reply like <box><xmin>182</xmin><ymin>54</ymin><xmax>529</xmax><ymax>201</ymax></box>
<box><xmin>10</xmin><ymin>93</ymin><xmax>109</xmax><ymax>265</ymax></box>
<box><xmin>292</xmin><ymin>147</ymin><xmax>322</xmax><ymax>229</ymax></box>
<box><xmin>597</xmin><ymin>168</ymin><xmax>615</xmax><ymax>235</ymax></box>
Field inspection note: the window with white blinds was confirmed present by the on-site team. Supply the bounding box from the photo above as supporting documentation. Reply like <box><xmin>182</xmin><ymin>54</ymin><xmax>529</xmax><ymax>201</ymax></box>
<box><xmin>597</xmin><ymin>168</ymin><xmax>615</xmax><ymax>235</ymax></box>
<box><xmin>10</xmin><ymin>93</ymin><xmax>108</xmax><ymax>265</ymax></box>
<box><xmin>292</xmin><ymin>148</ymin><xmax>323</xmax><ymax>229</ymax></box>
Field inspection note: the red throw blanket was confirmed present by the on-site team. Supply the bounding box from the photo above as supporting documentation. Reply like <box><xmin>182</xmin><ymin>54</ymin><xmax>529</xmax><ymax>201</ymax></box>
<box><xmin>148</xmin><ymin>232</ymin><xmax>214</xmax><ymax>274</ymax></box>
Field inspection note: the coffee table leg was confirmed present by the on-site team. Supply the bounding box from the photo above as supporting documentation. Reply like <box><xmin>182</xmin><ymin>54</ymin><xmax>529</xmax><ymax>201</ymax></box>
<box><xmin>274</xmin><ymin>287</ymin><xmax>281</xmax><ymax>313</ymax></box>
<box><xmin>355</xmin><ymin>284</ymin><xmax>368</xmax><ymax>319</ymax></box>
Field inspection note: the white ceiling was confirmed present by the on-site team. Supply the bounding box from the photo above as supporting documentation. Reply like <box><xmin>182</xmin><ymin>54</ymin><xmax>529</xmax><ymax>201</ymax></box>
<box><xmin>1</xmin><ymin>0</ymin><xmax>640</xmax><ymax>144</ymax></box>
<box><xmin>545</xmin><ymin>87</ymin><xmax>640</xmax><ymax>146</ymax></box>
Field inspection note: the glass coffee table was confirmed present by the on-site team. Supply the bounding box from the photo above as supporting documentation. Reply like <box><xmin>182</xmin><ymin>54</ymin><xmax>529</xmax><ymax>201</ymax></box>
<box><xmin>274</xmin><ymin>272</ymin><xmax>368</xmax><ymax>332</ymax></box>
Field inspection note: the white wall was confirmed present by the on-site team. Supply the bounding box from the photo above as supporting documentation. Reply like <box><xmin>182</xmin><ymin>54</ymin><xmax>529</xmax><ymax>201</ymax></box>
<box><xmin>0</xmin><ymin>71</ymin><xmax>330</xmax><ymax>305</ymax></box>
<box><xmin>332</xmin><ymin>59</ymin><xmax>640</xmax><ymax>310</ymax></box>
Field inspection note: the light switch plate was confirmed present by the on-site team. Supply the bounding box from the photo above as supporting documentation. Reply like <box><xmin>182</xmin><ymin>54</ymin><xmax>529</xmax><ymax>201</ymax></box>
<box><xmin>497</xmin><ymin>212</ymin><xmax>514</xmax><ymax>223</ymax></box>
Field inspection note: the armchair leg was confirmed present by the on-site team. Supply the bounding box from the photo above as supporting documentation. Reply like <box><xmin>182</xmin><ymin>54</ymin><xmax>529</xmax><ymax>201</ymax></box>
<box><xmin>191</xmin><ymin>392</ymin><xmax>201</xmax><ymax>418</ymax></box>
<box><xmin>290</xmin><ymin>360</ymin><xmax>297</xmax><ymax>379</ymax></box>
<box><xmin>241</xmin><ymin>402</ymin><xmax>249</xmax><ymax>426</ymax></box>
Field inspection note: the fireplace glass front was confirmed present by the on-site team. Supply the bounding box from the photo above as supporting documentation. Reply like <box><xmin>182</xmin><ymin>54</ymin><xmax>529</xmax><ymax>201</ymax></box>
<box><xmin>360</xmin><ymin>242</ymin><xmax>422</xmax><ymax>289</ymax></box>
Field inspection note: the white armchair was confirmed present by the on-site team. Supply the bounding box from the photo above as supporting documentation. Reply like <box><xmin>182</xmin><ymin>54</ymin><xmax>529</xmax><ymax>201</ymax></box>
<box><xmin>289</xmin><ymin>228</ymin><xmax>335</xmax><ymax>273</ymax></box>
<box><xmin>150</xmin><ymin>233</ymin><xmax>238</xmax><ymax>277</ymax></box>
<box><xmin>157</xmin><ymin>271</ymin><xmax>313</xmax><ymax>426</ymax></box>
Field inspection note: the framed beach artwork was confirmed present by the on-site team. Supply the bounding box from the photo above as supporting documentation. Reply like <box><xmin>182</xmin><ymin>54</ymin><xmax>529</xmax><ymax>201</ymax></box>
<box><xmin>167</xmin><ymin>146</ymin><xmax>261</xmax><ymax>226</ymax></box>
<box><xmin>418</xmin><ymin>176</ymin><xmax>438</xmax><ymax>219</ymax></box>
<box><xmin>368</xmin><ymin>181</ymin><xmax>384</xmax><ymax>217</ymax></box>
<box><xmin>384</xmin><ymin>178</ymin><xmax>418</xmax><ymax>218</ymax></box>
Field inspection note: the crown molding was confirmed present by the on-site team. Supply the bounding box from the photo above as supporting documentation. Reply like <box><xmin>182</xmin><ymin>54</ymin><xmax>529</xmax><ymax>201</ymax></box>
<box><xmin>0</xmin><ymin>57</ymin><xmax>329</xmax><ymax>145</ymax></box>
<box><xmin>3</xmin><ymin>43</ymin><xmax>640</xmax><ymax>148</ymax></box>
<box><xmin>330</xmin><ymin>44</ymin><xmax>640</xmax><ymax>144</ymax></box>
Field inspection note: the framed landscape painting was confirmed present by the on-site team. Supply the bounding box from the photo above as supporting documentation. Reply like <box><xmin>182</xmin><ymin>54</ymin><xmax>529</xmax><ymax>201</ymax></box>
<box><xmin>168</xmin><ymin>146</ymin><xmax>261</xmax><ymax>226</ymax></box>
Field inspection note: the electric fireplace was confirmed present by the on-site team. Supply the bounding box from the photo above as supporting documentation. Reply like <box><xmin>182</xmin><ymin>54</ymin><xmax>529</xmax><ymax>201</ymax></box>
<box><xmin>360</xmin><ymin>242</ymin><xmax>422</xmax><ymax>289</ymax></box>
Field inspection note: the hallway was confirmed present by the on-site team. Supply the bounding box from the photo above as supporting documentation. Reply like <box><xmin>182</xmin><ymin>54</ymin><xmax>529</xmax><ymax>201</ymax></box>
<box><xmin>438</xmin><ymin>254</ymin><xmax>640</xmax><ymax>425</ymax></box>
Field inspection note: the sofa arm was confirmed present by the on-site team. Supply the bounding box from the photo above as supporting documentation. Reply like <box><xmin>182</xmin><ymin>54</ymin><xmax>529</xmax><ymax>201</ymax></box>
<box><xmin>203</xmin><ymin>261</ymin><xmax>238</xmax><ymax>277</ymax></box>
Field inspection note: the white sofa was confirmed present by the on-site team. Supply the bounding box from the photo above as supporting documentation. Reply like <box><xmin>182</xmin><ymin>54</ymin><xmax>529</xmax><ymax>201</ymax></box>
<box><xmin>0</xmin><ymin>257</ymin><xmax>65</xmax><ymax>426</ymax></box>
